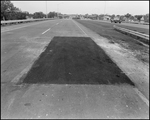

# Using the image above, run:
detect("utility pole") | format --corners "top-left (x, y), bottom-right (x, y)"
top-left (57, 2), bottom-right (63, 18)
top-left (46, 1), bottom-right (47, 18)
top-left (104, 1), bottom-right (106, 16)
top-left (57, 3), bottom-right (59, 18)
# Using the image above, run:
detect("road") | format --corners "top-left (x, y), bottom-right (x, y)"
top-left (76, 19), bottom-right (149, 62)
top-left (1, 19), bottom-right (149, 119)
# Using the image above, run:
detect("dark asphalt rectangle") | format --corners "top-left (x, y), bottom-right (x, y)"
top-left (22, 36), bottom-right (135, 86)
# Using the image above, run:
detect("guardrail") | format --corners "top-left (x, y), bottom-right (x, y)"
top-left (1, 18), bottom-right (55, 26)
top-left (122, 21), bottom-right (149, 25)
top-left (113, 25), bottom-right (149, 45)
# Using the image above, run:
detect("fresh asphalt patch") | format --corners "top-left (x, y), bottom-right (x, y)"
top-left (22, 36), bottom-right (135, 86)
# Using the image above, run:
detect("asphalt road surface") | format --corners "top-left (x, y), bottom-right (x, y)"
top-left (91, 20), bottom-right (149, 34)
top-left (76, 19), bottom-right (149, 62)
top-left (1, 19), bottom-right (149, 119)
top-left (23, 36), bottom-right (134, 86)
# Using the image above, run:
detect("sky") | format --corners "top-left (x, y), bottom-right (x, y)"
top-left (12, 1), bottom-right (149, 15)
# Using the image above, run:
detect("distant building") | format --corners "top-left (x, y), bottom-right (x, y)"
top-left (68, 14), bottom-right (78, 19)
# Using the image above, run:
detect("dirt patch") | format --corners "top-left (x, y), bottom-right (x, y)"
top-left (22, 37), bottom-right (134, 86)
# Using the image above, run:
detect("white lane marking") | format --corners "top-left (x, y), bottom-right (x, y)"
top-left (1, 20), bottom-right (55, 33)
top-left (42, 28), bottom-right (51, 34)
top-left (133, 88), bottom-right (149, 107)
top-left (72, 20), bottom-right (88, 36)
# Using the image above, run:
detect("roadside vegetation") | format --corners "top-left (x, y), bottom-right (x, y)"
top-left (1, 0), bottom-right (59, 20)
top-left (1, 0), bottom-right (149, 23)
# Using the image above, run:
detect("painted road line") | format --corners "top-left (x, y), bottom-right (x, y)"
top-left (1, 20), bottom-right (55, 33)
top-left (133, 88), bottom-right (149, 107)
top-left (72, 20), bottom-right (88, 37)
top-left (42, 28), bottom-right (51, 34)
top-left (41, 24), bottom-right (57, 34)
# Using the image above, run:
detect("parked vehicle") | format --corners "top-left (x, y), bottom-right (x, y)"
top-left (110, 17), bottom-right (121, 23)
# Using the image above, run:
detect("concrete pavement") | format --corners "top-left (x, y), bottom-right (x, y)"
top-left (83, 19), bottom-right (149, 35)
top-left (90, 19), bottom-right (149, 29)
top-left (74, 20), bottom-right (149, 100)
top-left (1, 19), bottom-right (149, 119)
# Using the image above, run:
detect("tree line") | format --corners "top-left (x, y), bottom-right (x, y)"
top-left (84, 13), bottom-right (149, 23)
top-left (1, 0), bottom-right (30, 20)
top-left (1, 0), bottom-right (58, 20)
top-left (1, 0), bottom-right (149, 23)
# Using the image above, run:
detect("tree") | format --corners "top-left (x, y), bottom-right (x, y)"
top-left (116, 15), bottom-right (120, 17)
top-left (48, 12), bottom-right (53, 18)
top-left (84, 14), bottom-right (88, 18)
top-left (120, 15), bottom-right (125, 21)
top-left (16, 11), bottom-right (28, 19)
top-left (48, 12), bottom-right (57, 18)
top-left (135, 15), bottom-right (143, 22)
top-left (144, 14), bottom-right (149, 23)
top-left (1, 0), bottom-right (30, 20)
top-left (33, 12), bottom-right (46, 19)
top-left (129, 16), bottom-right (135, 21)
top-left (111, 14), bottom-right (115, 19)
top-left (124, 13), bottom-right (132, 21)
top-left (98, 14), bottom-right (104, 20)
top-left (1, 0), bottom-right (15, 20)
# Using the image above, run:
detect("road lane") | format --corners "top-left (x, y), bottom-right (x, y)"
top-left (72, 20), bottom-right (88, 36)
top-left (1, 19), bottom-right (149, 119)
top-left (89, 19), bottom-right (149, 30)
top-left (41, 19), bottom-right (86, 37)
top-left (76, 19), bottom-right (149, 64)
top-left (1, 20), bottom-right (59, 65)
top-left (1, 19), bottom-right (87, 84)
top-left (1, 19), bottom-right (56, 33)
top-left (82, 19), bottom-right (149, 35)
top-left (73, 20), bottom-right (149, 100)
top-left (1, 19), bottom-right (60, 83)
top-left (42, 28), bottom-right (51, 34)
